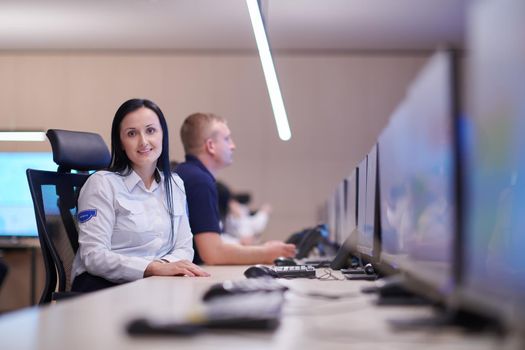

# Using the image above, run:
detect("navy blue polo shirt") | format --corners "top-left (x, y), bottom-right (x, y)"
top-left (175, 155), bottom-right (221, 264)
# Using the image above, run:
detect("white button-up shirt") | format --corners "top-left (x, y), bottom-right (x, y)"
top-left (72, 170), bottom-right (194, 283)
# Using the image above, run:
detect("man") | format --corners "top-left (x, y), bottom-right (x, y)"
top-left (175, 113), bottom-right (296, 265)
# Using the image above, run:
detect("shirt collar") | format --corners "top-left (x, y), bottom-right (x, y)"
top-left (185, 154), bottom-right (215, 180)
top-left (123, 168), bottom-right (163, 192)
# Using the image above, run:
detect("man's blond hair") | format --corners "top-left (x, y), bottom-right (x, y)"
top-left (180, 113), bottom-right (226, 155)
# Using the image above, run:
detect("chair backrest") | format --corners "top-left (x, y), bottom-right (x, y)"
top-left (0, 258), bottom-right (7, 289)
top-left (27, 129), bottom-right (110, 304)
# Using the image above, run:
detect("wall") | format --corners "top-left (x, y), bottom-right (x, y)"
top-left (0, 51), bottom-right (427, 240)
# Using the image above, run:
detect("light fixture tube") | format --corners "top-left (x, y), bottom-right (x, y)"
top-left (246, 0), bottom-right (291, 141)
top-left (0, 131), bottom-right (46, 142)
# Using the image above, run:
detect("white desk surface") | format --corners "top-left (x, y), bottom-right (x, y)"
top-left (0, 265), bottom-right (512, 350)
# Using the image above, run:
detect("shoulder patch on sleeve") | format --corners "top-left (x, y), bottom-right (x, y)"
top-left (78, 209), bottom-right (97, 223)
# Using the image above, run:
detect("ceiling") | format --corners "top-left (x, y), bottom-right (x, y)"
top-left (0, 0), bottom-right (467, 51)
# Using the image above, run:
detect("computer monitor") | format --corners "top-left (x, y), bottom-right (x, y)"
top-left (458, 0), bottom-right (525, 330)
top-left (0, 152), bottom-right (57, 238)
top-left (324, 193), bottom-right (337, 242)
top-left (333, 180), bottom-right (346, 245)
top-left (378, 106), bottom-right (407, 271)
top-left (378, 49), bottom-right (461, 302)
top-left (355, 156), bottom-right (368, 259)
top-left (356, 144), bottom-right (379, 264)
top-left (329, 167), bottom-right (360, 269)
top-left (345, 168), bottom-right (358, 239)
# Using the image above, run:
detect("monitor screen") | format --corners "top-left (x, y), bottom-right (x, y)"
top-left (355, 156), bottom-right (368, 258)
top-left (378, 104), bottom-right (411, 271)
top-left (325, 194), bottom-right (336, 242)
top-left (357, 144), bottom-right (378, 261)
top-left (378, 50), bottom-right (459, 300)
top-left (460, 0), bottom-right (525, 327)
top-left (0, 152), bottom-right (57, 238)
top-left (333, 180), bottom-right (346, 245)
top-left (345, 168), bottom-right (358, 240)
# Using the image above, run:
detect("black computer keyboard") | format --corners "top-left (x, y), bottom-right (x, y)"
top-left (203, 278), bottom-right (288, 301)
top-left (128, 291), bottom-right (285, 335)
top-left (273, 265), bottom-right (316, 278)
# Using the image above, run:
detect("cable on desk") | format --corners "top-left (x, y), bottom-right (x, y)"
top-left (316, 268), bottom-right (346, 281)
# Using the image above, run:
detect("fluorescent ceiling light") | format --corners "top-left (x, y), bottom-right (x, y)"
top-left (246, 0), bottom-right (291, 141)
top-left (0, 131), bottom-right (46, 142)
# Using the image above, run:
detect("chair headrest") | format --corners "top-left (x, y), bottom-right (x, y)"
top-left (46, 129), bottom-right (111, 173)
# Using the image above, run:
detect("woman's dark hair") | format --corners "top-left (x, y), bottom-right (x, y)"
top-left (109, 98), bottom-right (175, 240)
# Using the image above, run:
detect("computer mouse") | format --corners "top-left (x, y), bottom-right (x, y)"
top-left (243, 265), bottom-right (278, 278)
top-left (202, 283), bottom-right (232, 301)
top-left (273, 257), bottom-right (297, 266)
top-left (364, 263), bottom-right (375, 275)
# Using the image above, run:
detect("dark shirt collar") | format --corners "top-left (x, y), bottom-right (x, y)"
top-left (184, 154), bottom-right (216, 181)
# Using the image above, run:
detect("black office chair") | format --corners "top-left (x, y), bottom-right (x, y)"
top-left (27, 129), bottom-right (110, 304)
top-left (0, 257), bottom-right (8, 290)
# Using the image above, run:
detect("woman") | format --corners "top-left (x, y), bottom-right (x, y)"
top-left (72, 99), bottom-right (209, 293)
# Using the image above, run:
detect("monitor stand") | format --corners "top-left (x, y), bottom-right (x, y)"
top-left (388, 307), bottom-right (504, 334)
top-left (362, 274), bottom-right (430, 305)
top-left (364, 275), bottom-right (505, 332)
top-left (341, 263), bottom-right (379, 281)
